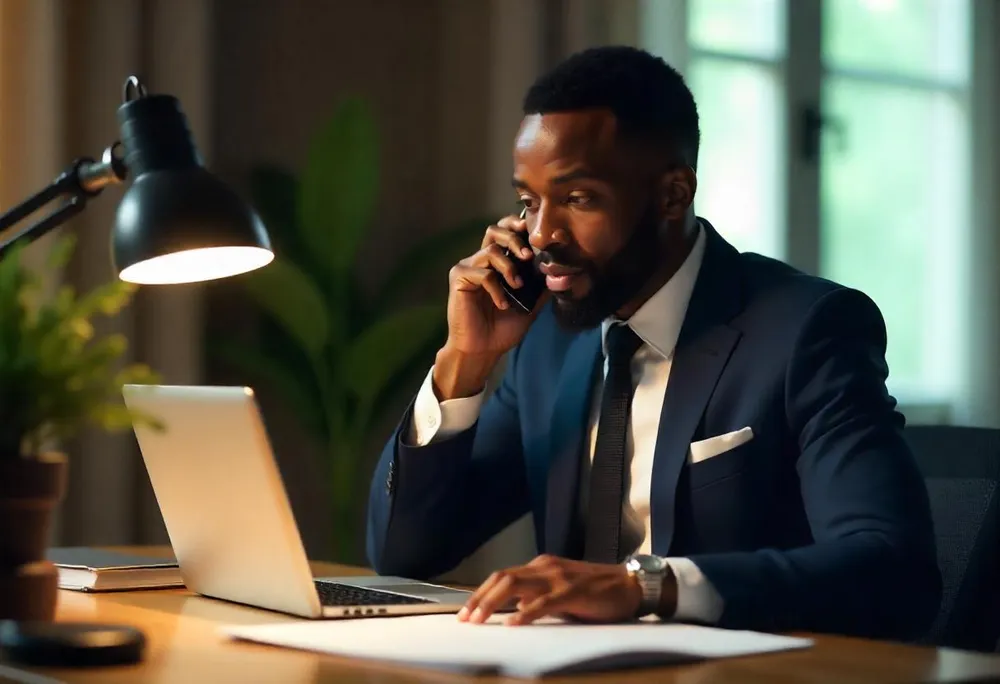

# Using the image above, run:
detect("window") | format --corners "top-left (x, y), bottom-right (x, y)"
top-left (636, 0), bottom-right (973, 412)
top-left (643, 0), bottom-right (787, 259)
top-left (819, 0), bottom-right (970, 404)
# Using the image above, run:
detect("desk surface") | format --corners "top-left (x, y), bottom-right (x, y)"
top-left (3, 546), bottom-right (1000, 684)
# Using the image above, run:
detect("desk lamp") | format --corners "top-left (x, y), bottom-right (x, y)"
top-left (0, 76), bottom-right (273, 280)
top-left (0, 76), bottom-right (273, 669)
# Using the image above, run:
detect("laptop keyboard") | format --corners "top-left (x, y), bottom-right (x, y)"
top-left (314, 580), bottom-right (434, 607)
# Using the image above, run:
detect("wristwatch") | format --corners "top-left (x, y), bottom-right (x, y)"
top-left (625, 554), bottom-right (668, 617)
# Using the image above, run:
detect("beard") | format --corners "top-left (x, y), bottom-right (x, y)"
top-left (544, 204), bottom-right (663, 332)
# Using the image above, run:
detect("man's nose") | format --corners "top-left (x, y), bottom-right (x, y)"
top-left (527, 204), bottom-right (569, 252)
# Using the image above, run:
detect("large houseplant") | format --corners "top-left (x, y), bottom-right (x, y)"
top-left (0, 235), bottom-right (159, 621)
top-left (211, 98), bottom-right (488, 562)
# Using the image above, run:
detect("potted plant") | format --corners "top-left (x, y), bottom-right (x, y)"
top-left (0, 235), bottom-right (160, 621)
top-left (211, 97), bottom-right (490, 562)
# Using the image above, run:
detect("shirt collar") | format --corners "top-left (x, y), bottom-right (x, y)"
top-left (601, 221), bottom-right (707, 360)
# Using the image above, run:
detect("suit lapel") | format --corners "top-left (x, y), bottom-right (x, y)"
top-left (542, 328), bottom-right (602, 557)
top-left (650, 222), bottom-right (744, 555)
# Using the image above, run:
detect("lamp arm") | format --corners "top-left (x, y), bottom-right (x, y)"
top-left (0, 143), bottom-right (128, 258)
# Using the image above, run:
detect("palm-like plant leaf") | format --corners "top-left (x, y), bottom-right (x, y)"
top-left (215, 97), bottom-right (497, 562)
top-left (341, 303), bottom-right (445, 432)
top-left (243, 260), bottom-right (329, 358)
top-left (298, 98), bottom-right (379, 276)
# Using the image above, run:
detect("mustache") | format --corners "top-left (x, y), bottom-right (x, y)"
top-left (536, 247), bottom-right (587, 270)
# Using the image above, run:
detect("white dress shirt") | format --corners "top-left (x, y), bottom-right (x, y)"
top-left (408, 223), bottom-right (724, 624)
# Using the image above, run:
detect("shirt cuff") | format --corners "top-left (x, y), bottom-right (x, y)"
top-left (663, 557), bottom-right (724, 624)
top-left (407, 366), bottom-right (486, 446)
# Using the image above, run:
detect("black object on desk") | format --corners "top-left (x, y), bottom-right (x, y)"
top-left (0, 621), bottom-right (145, 667)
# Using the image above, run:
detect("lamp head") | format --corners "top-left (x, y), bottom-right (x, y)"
top-left (112, 76), bottom-right (273, 284)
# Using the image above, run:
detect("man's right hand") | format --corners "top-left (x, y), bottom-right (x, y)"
top-left (433, 213), bottom-right (548, 400)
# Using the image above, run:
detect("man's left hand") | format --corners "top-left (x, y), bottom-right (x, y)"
top-left (456, 554), bottom-right (642, 626)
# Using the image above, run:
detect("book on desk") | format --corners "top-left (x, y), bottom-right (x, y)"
top-left (46, 547), bottom-right (184, 592)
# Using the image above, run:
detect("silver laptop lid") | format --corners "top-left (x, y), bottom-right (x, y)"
top-left (123, 384), bottom-right (322, 618)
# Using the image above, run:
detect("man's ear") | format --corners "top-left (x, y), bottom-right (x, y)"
top-left (658, 166), bottom-right (697, 221)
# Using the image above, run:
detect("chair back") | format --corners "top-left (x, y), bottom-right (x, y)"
top-left (903, 425), bottom-right (1000, 652)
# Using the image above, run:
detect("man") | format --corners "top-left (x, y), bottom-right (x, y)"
top-left (366, 46), bottom-right (941, 639)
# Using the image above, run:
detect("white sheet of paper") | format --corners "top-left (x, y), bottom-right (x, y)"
top-left (221, 614), bottom-right (813, 678)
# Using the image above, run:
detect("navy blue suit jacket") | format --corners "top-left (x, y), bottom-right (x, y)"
top-left (366, 223), bottom-right (941, 640)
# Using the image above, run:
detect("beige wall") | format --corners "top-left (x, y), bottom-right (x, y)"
top-left (0, 0), bottom-right (66, 279)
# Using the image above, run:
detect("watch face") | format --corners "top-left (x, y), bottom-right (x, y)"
top-left (630, 554), bottom-right (666, 573)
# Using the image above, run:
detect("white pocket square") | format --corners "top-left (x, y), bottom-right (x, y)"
top-left (689, 427), bottom-right (754, 464)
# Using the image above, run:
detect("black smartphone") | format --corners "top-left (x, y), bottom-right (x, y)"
top-left (499, 208), bottom-right (546, 313)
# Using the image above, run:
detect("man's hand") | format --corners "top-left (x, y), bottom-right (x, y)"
top-left (433, 214), bottom-right (549, 400)
top-left (456, 555), bottom-right (643, 626)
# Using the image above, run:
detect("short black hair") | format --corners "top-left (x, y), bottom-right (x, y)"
top-left (522, 45), bottom-right (700, 169)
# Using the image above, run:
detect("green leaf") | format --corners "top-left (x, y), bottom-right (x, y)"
top-left (0, 234), bottom-right (150, 456)
top-left (208, 337), bottom-right (327, 438)
top-left (297, 98), bottom-right (379, 275)
top-left (242, 260), bottom-right (329, 357)
top-left (371, 217), bottom-right (491, 314)
top-left (341, 303), bottom-right (444, 429)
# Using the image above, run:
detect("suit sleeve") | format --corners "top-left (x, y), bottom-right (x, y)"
top-left (687, 288), bottom-right (941, 640)
top-left (366, 346), bottom-right (531, 579)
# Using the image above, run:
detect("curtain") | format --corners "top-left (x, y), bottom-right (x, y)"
top-left (0, 0), bottom-right (211, 546)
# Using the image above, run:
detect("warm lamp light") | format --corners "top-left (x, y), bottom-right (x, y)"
top-left (117, 247), bottom-right (274, 285)
top-left (0, 76), bottom-right (273, 283)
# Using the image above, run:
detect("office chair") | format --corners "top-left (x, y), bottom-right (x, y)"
top-left (903, 425), bottom-right (1000, 652)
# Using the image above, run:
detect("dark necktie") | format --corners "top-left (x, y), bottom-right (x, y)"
top-left (583, 323), bottom-right (644, 564)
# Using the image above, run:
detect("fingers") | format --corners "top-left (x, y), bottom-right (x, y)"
top-left (449, 263), bottom-right (509, 310)
top-left (505, 588), bottom-right (574, 626)
top-left (458, 557), bottom-right (639, 627)
top-left (457, 569), bottom-right (501, 623)
top-left (458, 569), bottom-right (547, 624)
top-left (482, 217), bottom-right (532, 260)
top-left (450, 238), bottom-right (525, 306)
top-left (480, 243), bottom-right (523, 290)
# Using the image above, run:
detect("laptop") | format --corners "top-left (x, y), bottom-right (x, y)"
top-left (122, 384), bottom-right (473, 619)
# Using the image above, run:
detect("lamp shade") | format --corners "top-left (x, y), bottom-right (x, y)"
top-left (111, 79), bottom-right (273, 284)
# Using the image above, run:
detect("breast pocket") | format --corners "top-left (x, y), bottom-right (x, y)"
top-left (686, 438), bottom-right (754, 491)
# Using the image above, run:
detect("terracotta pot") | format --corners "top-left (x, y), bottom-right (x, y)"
top-left (0, 452), bottom-right (67, 621)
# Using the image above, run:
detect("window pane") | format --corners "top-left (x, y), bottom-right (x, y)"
top-left (820, 78), bottom-right (967, 400)
top-left (689, 0), bottom-right (785, 59)
top-left (823, 0), bottom-right (970, 84)
top-left (688, 58), bottom-right (784, 258)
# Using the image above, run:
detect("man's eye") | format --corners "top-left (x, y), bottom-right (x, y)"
top-left (567, 193), bottom-right (594, 206)
top-left (518, 197), bottom-right (538, 210)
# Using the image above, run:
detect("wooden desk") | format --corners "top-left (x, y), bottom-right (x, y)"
top-left (3, 547), bottom-right (999, 684)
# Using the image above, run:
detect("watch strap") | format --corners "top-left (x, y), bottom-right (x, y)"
top-left (627, 555), bottom-right (664, 617)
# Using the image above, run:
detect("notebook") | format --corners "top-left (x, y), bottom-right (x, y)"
top-left (46, 547), bottom-right (183, 592)
top-left (221, 613), bottom-right (813, 678)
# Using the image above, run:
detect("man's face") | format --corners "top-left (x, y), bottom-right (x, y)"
top-left (512, 110), bottom-right (665, 330)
